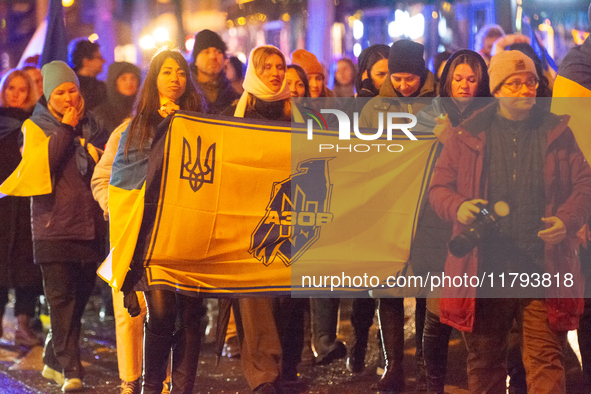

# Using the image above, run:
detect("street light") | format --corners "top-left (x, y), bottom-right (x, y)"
top-left (353, 43), bottom-right (362, 57)
top-left (353, 19), bottom-right (364, 40)
top-left (140, 35), bottom-right (156, 50)
top-left (153, 27), bottom-right (170, 42)
top-left (185, 37), bottom-right (195, 52)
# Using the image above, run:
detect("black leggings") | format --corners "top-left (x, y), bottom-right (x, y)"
top-left (144, 289), bottom-right (204, 336)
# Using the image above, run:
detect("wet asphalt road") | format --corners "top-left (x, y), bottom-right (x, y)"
top-left (0, 296), bottom-right (586, 393)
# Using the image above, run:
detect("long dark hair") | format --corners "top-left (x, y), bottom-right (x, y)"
top-left (438, 50), bottom-right (492, 125)
top-left (439, 50), bottom-right (492, 99)
top-left (354, 44), bottom-right (389, 93)
top-left (287, 64), bottom-right (310, 97)
top-left (125, 49), bottom-right (203, 156)
top-left (440, 54), bottom-right (485, 98)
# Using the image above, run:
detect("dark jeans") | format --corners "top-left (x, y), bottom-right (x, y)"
top-left (351, 298), bottom-right (375, 337)
top-left (41, 262), bottom-right (97, 379)
top-left (275, 297), bottom-right (306, 376)
top-left (0, 285), bottom-right (43, 317)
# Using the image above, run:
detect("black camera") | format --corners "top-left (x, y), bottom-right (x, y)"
top-left (448, 201), bottom-right (510, 258)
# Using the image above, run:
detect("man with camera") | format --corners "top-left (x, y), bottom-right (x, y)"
top-left (429, 50), bottom-right (591, 393)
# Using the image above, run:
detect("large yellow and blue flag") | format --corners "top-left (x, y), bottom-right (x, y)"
top-left (98, 111), bottom-right (439, 296)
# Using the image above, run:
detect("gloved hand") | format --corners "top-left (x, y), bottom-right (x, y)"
top-left (123, 289), bottom-right (141, 318)
top-left (121, 269), bottom-right (141, 318)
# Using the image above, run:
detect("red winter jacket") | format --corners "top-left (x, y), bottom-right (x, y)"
top-left (429, 103), bottom-right (591, 332)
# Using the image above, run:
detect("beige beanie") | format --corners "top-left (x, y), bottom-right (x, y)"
top-left (488, 50), bottom-right (538, 93)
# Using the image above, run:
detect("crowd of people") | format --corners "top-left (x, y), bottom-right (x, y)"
top-left (1, 7), bottom-right (591, 394)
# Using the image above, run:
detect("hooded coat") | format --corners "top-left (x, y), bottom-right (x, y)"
top-left (0, 107), bottom-right (41, 287)
top-left (429, 102), bottom-right (591, 332)
top-left (93, 62), bottom-right (141, 134)
top-left (355, 44), bottom-right (390, 98)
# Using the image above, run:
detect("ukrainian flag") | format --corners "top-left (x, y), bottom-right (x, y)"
top-left (0, 119), bottom-right (52, 197)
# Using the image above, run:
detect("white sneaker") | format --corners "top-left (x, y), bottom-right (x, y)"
top-left (41, 365), bottom-right (65, 385)
top-left (62, 377), bottom-right (82, 392)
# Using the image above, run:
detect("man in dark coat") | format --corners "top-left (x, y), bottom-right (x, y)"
top-left (190, 29), bottom-right (240, 114)
top-left (68, 38), bottom-right (107, 111)
top-left (430, 50), bottom-right (591, 393)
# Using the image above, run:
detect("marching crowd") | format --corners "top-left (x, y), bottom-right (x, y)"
top-left (1, 6), bottom-right (591, 394)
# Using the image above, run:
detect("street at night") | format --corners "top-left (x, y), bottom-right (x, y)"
top-left (2, 0), bottom-right (591, 393)
top-left (0, 296), bottom-right (587, 393)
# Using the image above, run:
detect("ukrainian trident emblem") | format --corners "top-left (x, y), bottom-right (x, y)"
top-left (180, 136), bottom-right (216, 192)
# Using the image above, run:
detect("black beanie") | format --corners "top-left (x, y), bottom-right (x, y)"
top-left (192, 29), bottom-right (227, 63)
top-left (388, 40), bottom-right (426, 77)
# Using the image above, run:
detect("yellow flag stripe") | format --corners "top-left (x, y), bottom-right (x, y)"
top-left (97, 184), bottom-right (145, 291)
top-left (0, 119), bottom-right (52, 197)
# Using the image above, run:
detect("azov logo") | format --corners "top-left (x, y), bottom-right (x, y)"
top-left (249, 158), bottom-right (333, 266)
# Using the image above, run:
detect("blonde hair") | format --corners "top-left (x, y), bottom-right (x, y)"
top-left (0, 69), bottom-right (37, 110)
top-left (251, 46), bottom-right (286, 77)
top-left (243, 46), bottom-right (290, 118)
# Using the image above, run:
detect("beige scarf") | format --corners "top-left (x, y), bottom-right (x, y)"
top-left (233, 45), bottom-right (291, 118)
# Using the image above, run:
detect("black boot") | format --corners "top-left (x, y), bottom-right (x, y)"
top-left (142, 326), bottom-right (173, 394)
top-left (415, 298), bottom-right (427, 391)
top-left (171, 325), bottom-right (202, 394)
top-left (347, 298), bottom-right (375, 373)
top-left (372, 298), bottom-right (405, 393)
top-left (347, 326), bottom-right (369, 373)
top-left (423, 310), bottom-right (452, 394)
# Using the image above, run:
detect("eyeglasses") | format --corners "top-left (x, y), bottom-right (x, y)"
top-left (501, 78), bottom-right (539, 93)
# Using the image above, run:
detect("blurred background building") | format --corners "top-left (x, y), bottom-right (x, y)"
top-left (1, 0), bottom-right (590, 77)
